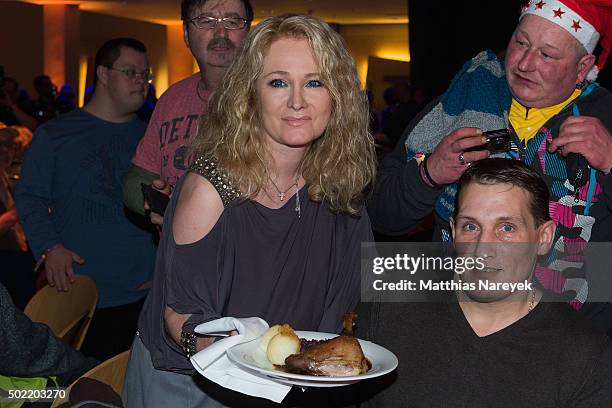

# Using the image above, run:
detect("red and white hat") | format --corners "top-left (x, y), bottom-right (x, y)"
top-left (521, 0), bottom-right (612, 80)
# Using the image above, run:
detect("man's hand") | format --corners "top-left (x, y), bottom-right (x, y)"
top-left (426, 128), bottom-right (490, 185)
top-left (45, 245), bottom-right (85, 292)
top-left (548, 116), bottom-right (612, 174)
top-left (144, 178), bottom-right (171, 226)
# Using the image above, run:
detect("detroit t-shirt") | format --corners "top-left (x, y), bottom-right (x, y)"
top-left (132, 73), bottom-right (210, 188)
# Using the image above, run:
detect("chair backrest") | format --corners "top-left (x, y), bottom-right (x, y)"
top-left (50, 350), bottom-right (130, 408)
top-left (24, 275), bottom-right (98, 350)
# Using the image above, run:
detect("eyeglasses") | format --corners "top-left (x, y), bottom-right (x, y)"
top-left (189, 15), bottom-right (248, 30)
top-left (107, 67), bottom-right (154, 83)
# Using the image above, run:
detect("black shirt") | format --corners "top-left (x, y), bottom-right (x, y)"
top-left (359, 300), bottom-right (612, 407)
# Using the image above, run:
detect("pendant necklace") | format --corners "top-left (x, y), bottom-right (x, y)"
top-left (269, 175), bottom-right (302, 218)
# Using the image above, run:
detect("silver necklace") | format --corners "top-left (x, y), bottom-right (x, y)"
top-left (527, 287), bottom-right (536, 312)
top-left (269, 176), bottom-right (302, 218)
top-left (455, 286), bottom-right (537, 312)
top-left (269, 177), bottom-right (297, 202)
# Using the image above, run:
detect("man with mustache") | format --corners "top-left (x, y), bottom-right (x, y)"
top-left (368, 0), bottom-right (612, 333)
top-left (15, 38), bottom-right (157, 360)
top-left (361, 159), bottom-right (612, 407)
top-left (122, 0), bottom-right (253, 224)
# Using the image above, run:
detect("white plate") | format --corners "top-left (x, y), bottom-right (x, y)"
top-left (226, 330), bottom-right (398, 387)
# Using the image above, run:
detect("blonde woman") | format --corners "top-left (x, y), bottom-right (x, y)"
top-left (124, 14), bottom-right (376, 407)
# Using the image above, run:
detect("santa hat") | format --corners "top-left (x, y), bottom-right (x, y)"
top-left (521, 0), bottom-right (612, 81)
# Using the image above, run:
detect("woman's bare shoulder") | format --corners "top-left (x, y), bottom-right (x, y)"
top-left (172, 172), bottom-right (225, 245)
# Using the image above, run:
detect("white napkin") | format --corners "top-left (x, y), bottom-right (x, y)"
top-left (190, 317), bottom-right (293, 403)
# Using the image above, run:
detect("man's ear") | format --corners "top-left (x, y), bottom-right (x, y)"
top-left (183, 23), bottom-right (191, 50)
top-left (537, 220), bottom-right (556, 255)
top-left (96, 65), bottom-right (108, 88)
top-left (576, 53), bottom-right (596, 84)
top-left (450, 217), bottom-right (456, 241)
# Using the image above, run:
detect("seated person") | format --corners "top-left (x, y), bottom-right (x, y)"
top-left (0, 282), bottom-right (97, 395)
top-left (361, 159), bottom-right (612, 407)
top-left (123, 14), bottom-right (376, 407)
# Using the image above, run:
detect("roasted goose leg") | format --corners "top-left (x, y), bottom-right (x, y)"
top-left (284, 313), bottom-right (368, 376)
top-left (341, 311), bottom-right (357, 335)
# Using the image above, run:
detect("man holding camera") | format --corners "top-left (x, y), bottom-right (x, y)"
top-left (15, 38), bottom-right (157, 360)
top-left (368, 0), bottom-right (612, 333)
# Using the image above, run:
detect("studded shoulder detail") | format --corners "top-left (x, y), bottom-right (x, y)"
top-left (189, 156), bottom-right (241, 206)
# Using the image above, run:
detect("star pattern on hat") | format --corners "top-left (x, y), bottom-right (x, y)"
top-left (535, 1), bottom-right (546, 10)
top-left (571, 19), bottom-right (582, 32)
top-left (522, 1), bottom-right (531, 13)
top-left (553, 7), bottom-right (565, 18)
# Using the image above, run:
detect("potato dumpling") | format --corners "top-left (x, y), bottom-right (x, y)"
top-left (266, 325), bottom-right (300, 365)
top-left (259, 324), bottom-right (283, 352)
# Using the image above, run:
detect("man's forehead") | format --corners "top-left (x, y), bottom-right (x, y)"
top-left (194, 0), bottom-right (245, 16)
top-left (457, 183), bottom-right (532, 221)
top-left (456, 213), bottom-right (528, 224)
top-left (114, 47), bottom-right (148, 67)
top-left (516, 14), bottom-right (578, 49)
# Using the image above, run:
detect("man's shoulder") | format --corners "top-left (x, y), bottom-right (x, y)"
top-left (40, 108), bottom-right (87, 125)
top-left (149, 74), bottom-right (203, 122)
top-left (129, 117), bottom-right (148, 132)
top-left (593, 84), bottom-right (612, 95)
top-left (585, 85), bottom-right (612, 101)
top-left (578, 85), bottom-right (612, 125)
top-left (540, 303), bottom-right (610, 351)
top-left (33, 109), bottom-right (91, 138)
top-left (158, 74), bottom-right (200, 102)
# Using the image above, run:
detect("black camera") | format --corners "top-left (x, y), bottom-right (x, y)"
top-left (141, 183), bottom-right (170, 215)
top-left (467, 129), bottom-right (512, 154)
top-left (483, 129), bottom-right (512, 153)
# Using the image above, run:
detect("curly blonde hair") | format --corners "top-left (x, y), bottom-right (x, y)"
top-left (190, 14), bottom-right (376, 215)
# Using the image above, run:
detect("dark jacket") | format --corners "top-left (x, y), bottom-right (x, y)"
top-left (0, 282), bottom-right (97, 384)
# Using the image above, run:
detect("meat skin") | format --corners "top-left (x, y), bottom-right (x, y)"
top-left (285, 335), bottom-right (368, 376)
